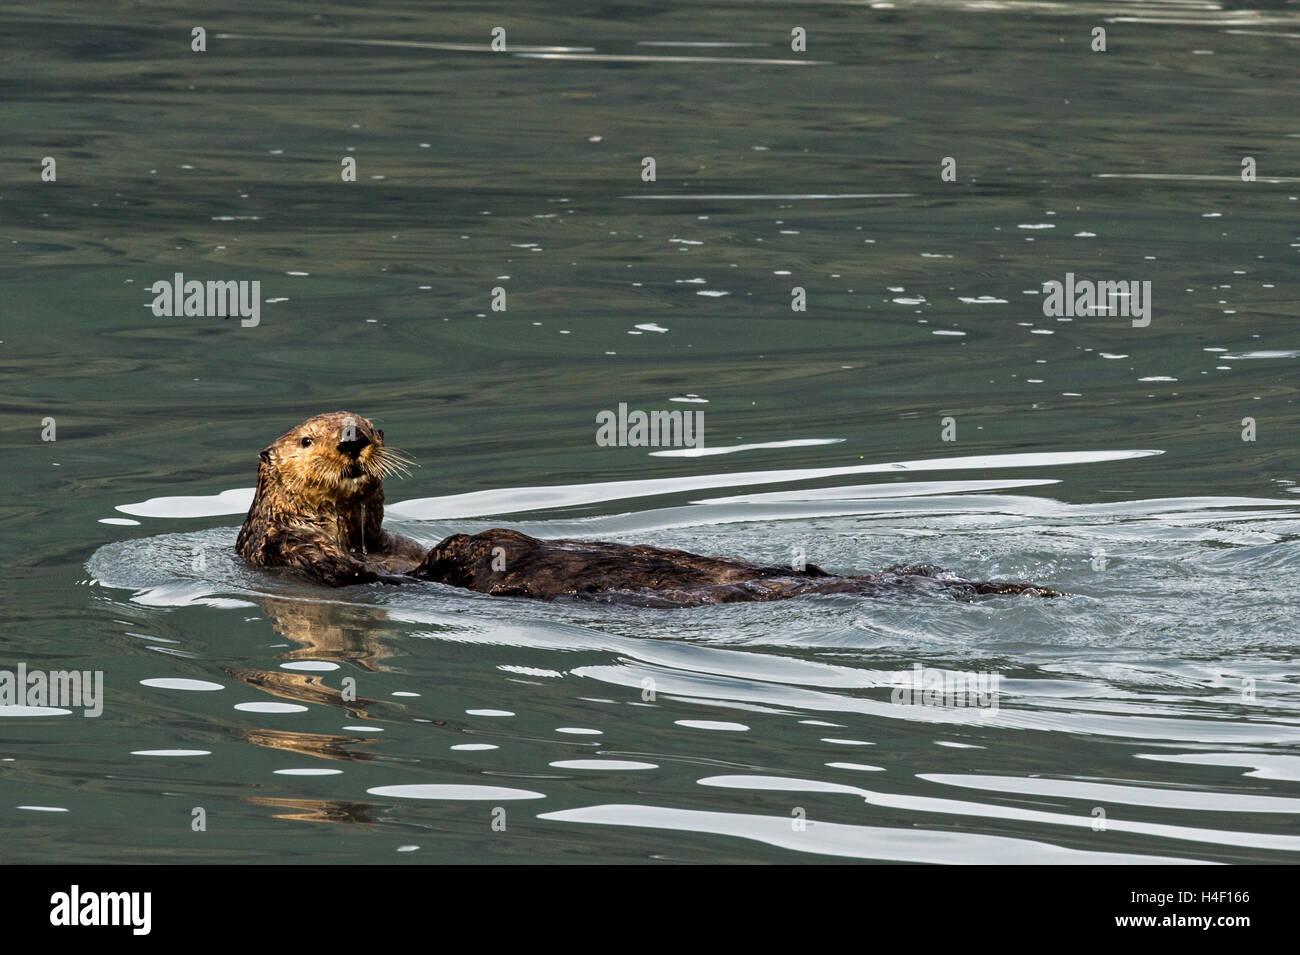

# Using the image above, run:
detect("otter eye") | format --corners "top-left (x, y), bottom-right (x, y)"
top-left (300, 437), bottom-right (313, 447)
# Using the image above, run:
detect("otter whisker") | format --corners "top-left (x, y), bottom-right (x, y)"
top-left (373, 447), bottom-right (417, 479)
top-left (379, 447), bottom-right (419, 469)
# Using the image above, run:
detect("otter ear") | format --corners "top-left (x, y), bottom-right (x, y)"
top-left (259, 447), bottom-right (273, 464)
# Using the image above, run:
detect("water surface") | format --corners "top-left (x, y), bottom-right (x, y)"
top-left (2, 0), bottom-right (1299, 863)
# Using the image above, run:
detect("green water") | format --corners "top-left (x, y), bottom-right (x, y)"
top-left (2, 1), bottom-right (1299, 863)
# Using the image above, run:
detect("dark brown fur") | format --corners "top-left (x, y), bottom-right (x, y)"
top-left (237, 412), bottom-right (1061, 604)
top-left (410, 528), bottom-right (1060, 605)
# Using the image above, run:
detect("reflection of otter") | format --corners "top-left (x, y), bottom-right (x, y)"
top-left (247, 796), bottom-right (374, 825)
top-left (226, 595), bottom-right (392, 776)
top-left (256, 594), bottom-right (394, 672)
top-left (237, 412), bottom-right (1060, 603)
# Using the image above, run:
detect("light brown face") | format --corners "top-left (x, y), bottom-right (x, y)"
top-left (261, 411), bottom-right (411, 501)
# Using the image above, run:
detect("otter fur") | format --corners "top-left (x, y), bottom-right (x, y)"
top-left (236, 412), bottom-right (1061, 603)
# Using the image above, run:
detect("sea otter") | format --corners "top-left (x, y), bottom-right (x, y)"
top-left (235, 411), bottom-right (1061, 604)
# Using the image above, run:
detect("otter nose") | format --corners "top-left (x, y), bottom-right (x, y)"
top-left (337, 435), bottom-right (370, 459)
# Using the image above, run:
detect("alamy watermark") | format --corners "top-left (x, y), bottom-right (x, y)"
top-left (889, 664), bottom-right (1001, 715)
top-left (0, 663), bottom-right (103, 716)
top-left (149, 272), bottom-right (260, 327)
top-left (1042, 272), bottom-right (1151, 327)
top-left (596, 402), bottom-right (704, 449)
top-left (49, 885), bottom-right (150, 935)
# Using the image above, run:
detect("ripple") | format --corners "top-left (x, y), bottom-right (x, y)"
top-left (131, 749), bottom-right (211, 757)
top-left (698, 775), bottom-right (1300, 853)
top-left (1136, 753), bottom-right (1300, 783)
top-left (1223, 350), bottom-right (1300, 360)
top-left (700, 480), bottom-right (1057, 505)
top-left (675, 720), bottom-right (750, 731)
top-left (0, 706), bottom-right (73, 717)
top-left (624, 193), bottom-right (912, 201)
top-left (217, 32), bottom-right (597, 56)
top-left (498, 665), bottom-right (563, 678)
top-left (116, 488), bottom-right (252, 518)
top-left (273, 768), bottom-right (344, 776)
top-left (386, 450), bottom-right (1162, 519)
top-left (651, 438), bottom-right (844, 459)
top-left (520, 53), bottom-right (827, 65)
top-left (367, 784), bottom-right (546, 800)
top-left (140, 678), bottom-right (224, 691)
top-left (234, 702), bottom-right (308, 713)
top-left (550, 760), bottom-right (659, 770)
top-left (537, 804), bottom-right (1203, 864)
top-left (826, 762), bottom-right (886, 771)
top-left (919, 773), bottom-right (1300, 813)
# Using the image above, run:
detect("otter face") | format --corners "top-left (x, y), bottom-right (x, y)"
top-left (261, 411), bottom-right (411, 502)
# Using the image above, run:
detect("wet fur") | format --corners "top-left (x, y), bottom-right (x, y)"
top-left (237, 412), bottom-right (1061, 604)
top-left (412, 528), bottom-right (1060, 604)
top-left (235, 411), bottom-right (426, 586)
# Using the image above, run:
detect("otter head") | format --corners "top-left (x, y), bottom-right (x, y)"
top-left (256, 411), bottom-right (411, 513)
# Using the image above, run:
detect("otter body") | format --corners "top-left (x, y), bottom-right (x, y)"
top-left (410, 528), bottom-right (1057, 604)
top-left (236, 412), bottom-right (1060, 604)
